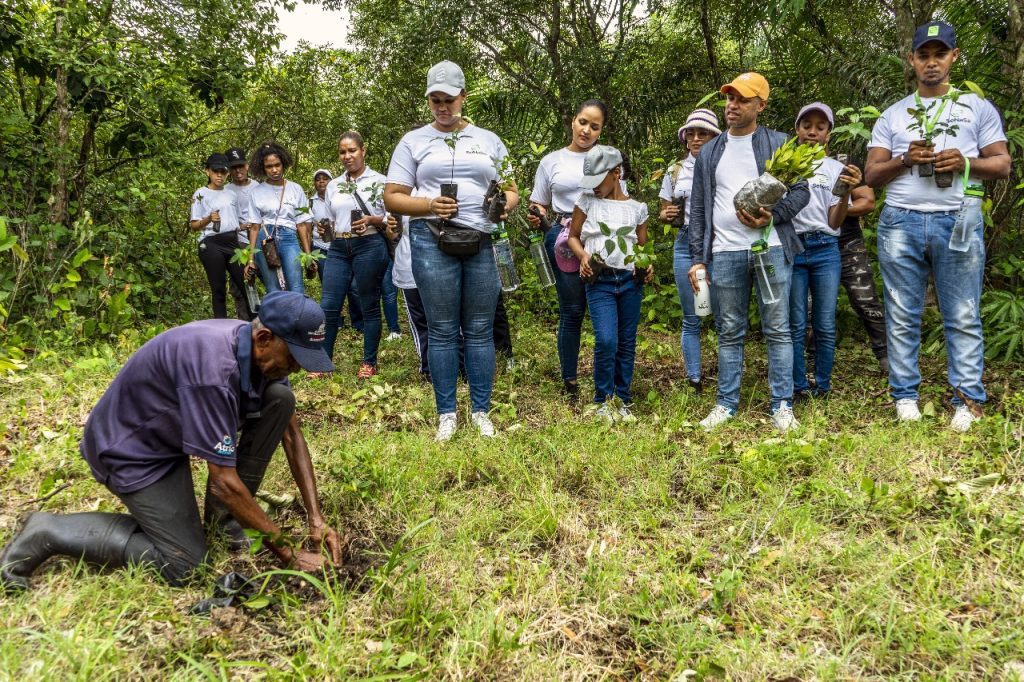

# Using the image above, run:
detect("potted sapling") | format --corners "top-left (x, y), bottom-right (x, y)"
top-left (733, 137), bottom-right (825, 215)
top-left (625, 240), bottom-right (657, 286)
top-left (905, 98), bottom-right (960, 185)
top-left (828, 105), bottom-right (880, 197)
top-left (440, 130), bottom-right (462, 218)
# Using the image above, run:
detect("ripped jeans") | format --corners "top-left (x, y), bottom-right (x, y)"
top-left (876, 205), bottom-right (985, 406)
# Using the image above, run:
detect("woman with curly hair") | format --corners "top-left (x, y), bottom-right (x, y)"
top-left (242, 141), bottom-right (315, 294)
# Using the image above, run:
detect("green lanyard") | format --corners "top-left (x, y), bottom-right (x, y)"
top-left (761, 218), bottom-right (774, 241)
top-left (962, 157), bottom-right (984, 197)
top-left (914, 91), bottom-right (949, 137)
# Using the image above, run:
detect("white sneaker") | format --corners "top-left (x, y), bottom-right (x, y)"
top-left (471, 411), bottom-right (496, 437)
top-left (771, 401), bottom-right (799, 433)
top-left (505, 357), bottom-right (516, 371)
top-left (385, 331), bottom-right (402, 342)
top-left (435, 413), bottom-right (457, 442)
top-left (896, 399), bottom-right (921, 422)
top-left (949, 404), bottom-right (979, 433)
top-left (700, 405), bottom-right (733, 431)
top-left (595, 403), bottom-right (613, 421)
top-left (617, 405), bottom-right (635, 421)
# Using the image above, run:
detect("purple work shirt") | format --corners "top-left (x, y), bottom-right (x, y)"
top-left (80, 319), bottom-right (280, 494)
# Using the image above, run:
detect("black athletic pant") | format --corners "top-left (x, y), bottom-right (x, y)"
top-left (111, 383), bottom-right (295, 584)
top-left (493, 293), bottom-right (513, 358)
top-left (198, 232), bottom-right (249, 319)
top-left (840, 236), bottom-right (888, 360)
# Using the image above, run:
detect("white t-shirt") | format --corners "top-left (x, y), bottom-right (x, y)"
top-left (712, 131), bottom-right (781, 253)
top-left (391, 218), bottom-right (416, 289)
top-left (324, 168), bottom-right (387, 236)
top-left (190, 186), bottom-right (243, 242)
top-left (575, 191), bottom-right (649, 271)
top-left (387, 124), bottom-right (510, 233)
top-left (658, 154), bottom-right (696, 226)
top-left (309, 193), bottom-right (331, 250)
top-left (531, 147), bottom-right (629, 217)
top-left (869, 92), bottom-right (1006, 212)
top-left (226, 180), bottom-right (259, 245)
top-left (791, 157), bottom-right (843, 236)
top-left (243, 180), bottom-right (311, 231)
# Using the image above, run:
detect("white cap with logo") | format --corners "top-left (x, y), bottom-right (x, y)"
top-left (425, 60), bottom-right (466, 97)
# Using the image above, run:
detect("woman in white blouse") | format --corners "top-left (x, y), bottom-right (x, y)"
top-left (384, 60), bottom-right (519, 442)
top-left (659, 108), bottom-right (720, 393)
top-left (319, 131), bottom-right (390, 379)
top-left (242, 141), bottom-right (314, 295)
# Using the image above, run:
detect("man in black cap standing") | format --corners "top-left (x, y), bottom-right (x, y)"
top-left (865, 21), bottom-right (1010, 432)
top-left (1, 292), bottom-right (343, 592)
top-left (225, 147), bottom-right (260, 320)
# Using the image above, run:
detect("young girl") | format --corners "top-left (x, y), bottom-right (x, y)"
top-left (567, 145), bottom-right (650, 418)
top-left (189, 152), bottom-right (248, 319)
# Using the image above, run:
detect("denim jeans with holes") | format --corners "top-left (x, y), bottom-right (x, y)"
top-left (876, 205), bottom-right (985, 405)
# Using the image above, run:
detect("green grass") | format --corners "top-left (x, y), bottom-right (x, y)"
top-left (1, 313), bottom-right (1022, 680)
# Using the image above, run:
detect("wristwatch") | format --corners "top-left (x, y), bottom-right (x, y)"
top-left (900, 153), bottom-right (912, 168)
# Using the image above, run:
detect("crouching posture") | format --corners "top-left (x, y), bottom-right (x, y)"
top-left (1, 291), bottom-right (343, 592)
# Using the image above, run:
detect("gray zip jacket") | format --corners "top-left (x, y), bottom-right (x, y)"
top-left (688, 126), bottom-right (810, 265)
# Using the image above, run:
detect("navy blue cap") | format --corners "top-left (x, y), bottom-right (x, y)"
top-left (258, 291), bottom-right (334, 373)
top-left (912, 21), bottom-right (956, 51)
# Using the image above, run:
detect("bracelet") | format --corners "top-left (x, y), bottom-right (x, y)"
top-left (427, 197), bottom-right (435, 214)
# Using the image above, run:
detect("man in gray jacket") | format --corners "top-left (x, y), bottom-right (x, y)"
top-left (687, 72), bottom-right (810, 432)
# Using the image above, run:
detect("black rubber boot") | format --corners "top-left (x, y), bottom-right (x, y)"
top-left (0, 511), bottom-right (140, 593)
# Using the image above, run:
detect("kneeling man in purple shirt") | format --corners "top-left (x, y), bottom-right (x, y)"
top-left (2, 291), bottom-right (343, 592)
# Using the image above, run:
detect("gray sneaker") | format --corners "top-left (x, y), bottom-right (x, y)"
top-left (771, 401), bottom-right (799, 433)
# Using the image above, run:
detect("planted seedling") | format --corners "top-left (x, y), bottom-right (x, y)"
top-left (440, 130), bottom-right (462, 217)
top-left (734, 138), bottom-right (825, 215)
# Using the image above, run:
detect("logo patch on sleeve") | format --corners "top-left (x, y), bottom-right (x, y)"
top-left (212, 435), bottom-right (235, 457)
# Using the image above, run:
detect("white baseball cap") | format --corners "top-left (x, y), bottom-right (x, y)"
top-left (425, 61), bottom-right (466, 97)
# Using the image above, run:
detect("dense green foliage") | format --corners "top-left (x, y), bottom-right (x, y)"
top-left (1, 0), bottom-right (1023, 363)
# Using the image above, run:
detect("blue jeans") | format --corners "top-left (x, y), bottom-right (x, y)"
top-left (382, 259), bottom-right (400, 333)
top-left (255, 226), bottom-right (304, 295)
top-left (789, 232), bottom-right (841, 393)
top-left (320, 235), bottom-right (388, 364)
top-left (708, 247), bottom-right (794, 412)
top-left (544, 225), bottom-right (587, 382)
top-left (586, 268), bottom-right (643, 404)
top-left (672, 228), bottom-right (703, 381)
top-left (877, 205), bottom-right (985, 405)
top-left (410, 220), bottom-right (499, 414)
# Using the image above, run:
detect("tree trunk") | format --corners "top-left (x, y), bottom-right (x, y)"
top-left (699, 0), bottom-right (722, 87)
top-left (48, 13), bottom-right (71, 227)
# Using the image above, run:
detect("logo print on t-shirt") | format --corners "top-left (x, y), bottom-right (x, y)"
top-left (213, 435), bottom-right (235, 457)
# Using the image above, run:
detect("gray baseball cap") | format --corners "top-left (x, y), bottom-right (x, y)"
top-left (425, 60), bottom-right (465, 97)
top-left (579, 145), bottom-right (624, 189)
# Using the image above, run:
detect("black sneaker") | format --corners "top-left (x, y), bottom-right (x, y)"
top-left (688, 377), bottom-right (703, 394)
top-left (562, 380), bottom-right (579, 399)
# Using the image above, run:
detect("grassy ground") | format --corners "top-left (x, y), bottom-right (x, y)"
top-left (0, 310), bottom-right (1022, 681)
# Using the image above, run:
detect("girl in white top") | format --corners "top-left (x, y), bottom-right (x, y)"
top-left (384, 60), bottom-right (520, 442)
top-left (567, 145), bottom-right (650, 414)
top-left (242, 141), bottom-right (314, 295)
top-left (320, 131), bottom-right (390, 379)
top-left (526, 99), bottom-right (609, 397)
top-left (788, 103), bottom-right (872, 398)
top-left (189, 152), bottom-right (248, 319)
top-left (658, 108), bottom-right (721, 391)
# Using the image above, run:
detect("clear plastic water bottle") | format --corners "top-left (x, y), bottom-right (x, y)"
top-left (245, 281), bottom-right (261, 312)
top-left (528, 232), bottom-right (555, 287)
top-left (694, 267), bottom-right (711, 317)
top-left (492, 223), bottom-right (520, 292)
top-left (949, 185), bottom-right (984, 252)
top-left (750, 239), bottom-right (779, 305)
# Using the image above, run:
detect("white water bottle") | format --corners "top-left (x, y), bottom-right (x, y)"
top-left (949, 185), bottom-right (984, 252)
top-left (694, 268), bottom-right (711, 317)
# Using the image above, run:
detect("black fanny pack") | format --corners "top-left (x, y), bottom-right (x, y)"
top-left (425, 219), bottom-right (482, 257)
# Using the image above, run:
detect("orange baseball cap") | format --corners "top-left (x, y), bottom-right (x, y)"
top-left (720, 72), bottom-right (770, 100)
